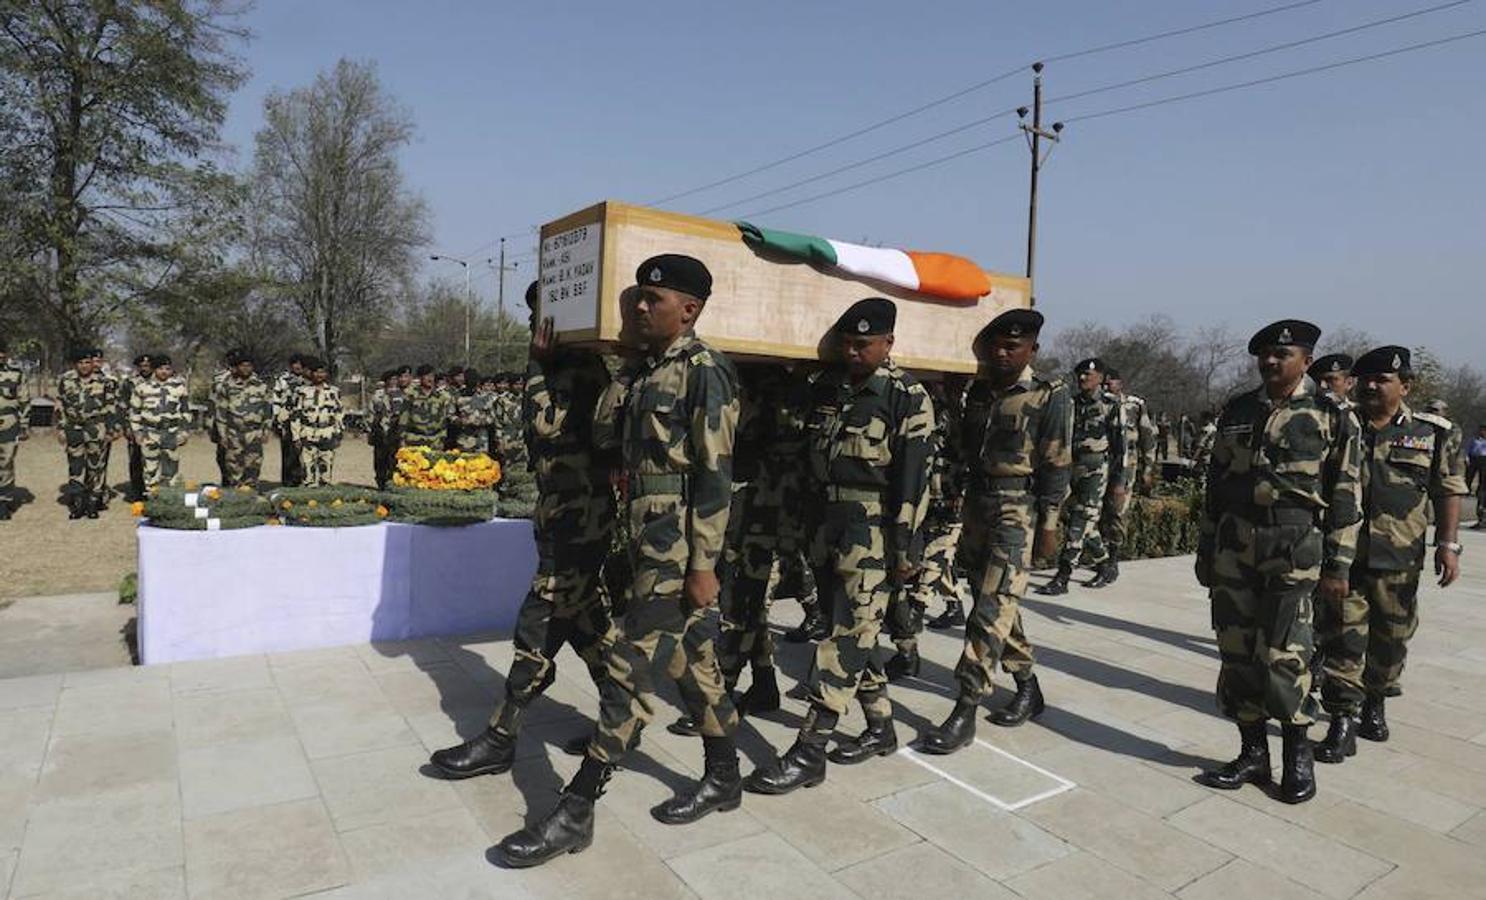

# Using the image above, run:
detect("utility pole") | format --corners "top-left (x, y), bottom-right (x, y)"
top-left (429, 254), bottom-right (473, 366)
top-left (1017, 62), bottom-right (1064, 303)
top-left (486, 237), bottom-right (520, 370)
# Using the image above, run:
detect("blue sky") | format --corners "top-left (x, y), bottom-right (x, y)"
top-left (218, 0), bottom-right (1486, 364)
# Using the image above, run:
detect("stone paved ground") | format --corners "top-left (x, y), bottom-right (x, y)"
top-left (3, 531), bottom-right (1486, 899)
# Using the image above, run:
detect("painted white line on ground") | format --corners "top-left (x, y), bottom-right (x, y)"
top-left (895, 738), bottom-right (1077, 812)
top-left (896, 747), bottom-right (1018, 811)
top-left (974, 738), bottom-right (1077, 790)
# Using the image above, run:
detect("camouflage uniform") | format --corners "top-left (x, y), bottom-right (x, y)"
top-left (585, 330), bottom-right (740, 764)
top-left (398, 383), bottom-right (451, 448)
top-left (1318, 404), bottom-right (1466, 714)
top-left (272, 371), bottom-right (305, 486)
top-left (453, 391), bottom-right (498, 454)
top-left (1055, 385), bottom-right (1125, 572)
top-left (289, 382), bottom-right (343, 487)
top-left (209, 368), bottom-right (230, 484)
top-left (956, 367), bottom-right (1072, 699)
top-left (1197, 378), bottom-right (1362, 726)
top-left (1194, 420), bottom-right (1218, 475)
top-left (1101, 392), bottom-right (1157, 557)
top-left (57, 370), bottom-right (120, 508)
top-left (798, 360), bottom-right (933, 736)
top-left (494, 389), bottom-right (529, 471)
top-left (128, 376), bottom-right (191, 489)
top-left (487, 349), bottom-right (617, 739)
top-left (0, 362), bottom-right (30, 514)
top-left (214, 373), bottom-right (273, 488)
top-left (121, 371), bottom-right (150, 499)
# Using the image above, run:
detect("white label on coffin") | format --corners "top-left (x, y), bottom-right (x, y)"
top-left (540, 224), bottom-right (602, 332)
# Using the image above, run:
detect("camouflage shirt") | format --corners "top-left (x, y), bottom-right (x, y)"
top-left (214, 373), bottom-right (272, 437)
top-left (806, 360), bottom-right (935, 568)
top-left (926, 387), bottom-right (967, 507)
top-left (57, 370), bottom-right (120, 432)
top-left (1356, 404), bottom-right (1468, 572)
top-left (272, 371), bottom-right (304, 428)
top-left (1202, 377), bottom-right (1363, 579)
top-left (128, 376), bottom-right (191, 435)
top-left (1194, 422), bottom-right (1218, 471)
top-left (525, 348), bottom-right (612, 487)
top-left (289, 383), bottom-right (343, 449)
top-left (1071, 387), bottom-right (1128, 486)
top-left (399, 383), bottom-right (452, 445)
top-left (961, 365), bottom-right (1073, 524)
top-left (0, 363), bottom-right (30, 439)
top-left (619, 330), bottom-right (739, 573)
top-left (1117, 393), bottom-right (1158, 483)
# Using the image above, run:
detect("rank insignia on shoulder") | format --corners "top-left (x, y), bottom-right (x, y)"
top-left (688, 352), bottom-right (709, 366)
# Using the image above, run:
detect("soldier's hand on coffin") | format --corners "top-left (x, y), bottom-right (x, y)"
top-left (530, 317), bottom-right (556, 363)
top-left (1435, 546), bottom-right (1461, 588)
top-left (1034, 528), bottom-right (1059, 563)
top-left (684, 569), bottom-right (721, 608)
top-left (1317, 576), bottom-right (1348, 605)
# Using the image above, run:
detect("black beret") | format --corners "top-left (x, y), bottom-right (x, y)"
top-left (479, 371), bottom-right (498, 385)
top-left (68, 346), bottom-right (92, 362)
top-left (978, 308), bottom-right (1044, 343)
top-left (447, 365), bottom-right (465, 377)
top-left (133, 353), bottom-right (152, 366)
top-left (1105, 367), bottom-right (1122, 380)
top-left (396, 365), bottom-right (411, 376)
top-left (1352, 345), bottom-right (1411, 377)
top-left (636, 254), bottom-right (712, 300)
top-left (524, 280), bottom-right (540, 308)
top-left (289, 352), bottom-right (305, 365)
top-left (1247, 319), bottom-right (1320, 355)
top-left (90, 347), bottom-right (105, 358)
top-left (415, 364), bottom-right (435, 376)
top-left (234, 351), bottom-right (257, 366)
top-left (1308, 354), bottom-right (1354, 380)
top-left (834, 297), bottom-right (896, 336)
top-left (152, 353), bottom-right (172, 367)
top-left (302, 356), bottom-right (326, 371)
top-left (1075, 358), bottom-right (1106, 375)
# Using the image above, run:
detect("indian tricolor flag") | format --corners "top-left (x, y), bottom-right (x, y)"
top-left (737, 221), bottom-right (993, 302)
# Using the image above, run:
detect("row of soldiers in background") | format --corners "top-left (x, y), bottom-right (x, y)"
top-left (365, 364), bottom-right (527, 490)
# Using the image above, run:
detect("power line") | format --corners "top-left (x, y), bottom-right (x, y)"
top-left (1065, 27), bottom-right (1486, 123)
top-left (696, 0), bottom-right (1464, 219)
top-left (648, 0), bottom-right (1324, 206)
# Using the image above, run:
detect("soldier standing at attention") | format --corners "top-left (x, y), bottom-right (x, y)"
top-left (918, 310), bottom-right (1070, 753)
top-left (452, 369), bottom-right (498, 454)
top-left (1039, 358), bottom-right (1124, 595)
top-left (273, 354), bottom-right (307, 486)
top-left (443, 366), bottom-right (467, 450)
top-left (0, 338), bottom-right (30, 521)
top-left (1313, 347), bottom-right (1465, 763)
top-left (495, 255), bottom-right (743, 867)
top-left (1156, 411), bottom-right (1171, 461)
top-left (367, 369), bottom-right (397, 489)
top-left (430, 281), bottom-right (617, 780)
top-left (214, 352), bottom-right (273, 489)
top-left (208, 351), bottom-right (235, 484)
top-left (1097, 368), bottom-right (1156, 586)
top-left (1194, 410), bottom-right (1218, 474)
top-left (744, 297), bottom-right (934, 794)
top-left (57, 347), bottom-right (121, 519)
top-left (121, 353), bottom-right (153, 500)
top-left (290, 359), bottom-right (342, 487)
top-left (496, 371), bottom-right (529, 471)
top-left (398, 364), bottom-right (452, 448)
top-left (1309, 354), bottom-right (1355, 407)
top-left (1195, 319), bottom-right (1361, 805)
top-left (128, 354), bottom-right (191, 490)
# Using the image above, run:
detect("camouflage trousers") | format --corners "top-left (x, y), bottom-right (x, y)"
top-left (1208, 513), bottom-right (1320, 726)
top-left (277, 430), bottom-right (303, 486)
top-left (489, 538), bottom-right (615, 737)
top-left (454, 430), bottom-right (490, 455)
top-left (1317, 567), bottom-right (1421, 715)
top-left (63, 425), bottom-right (111, 499)
top-left (221, 428), bottom-right (265, 489)
top-left (127, 439), bottom-right (145, 499)
top-left (586, 489), bottom-right (738, 764)
top-left (719, 482), bottom-right (795, 684)
top-left (0, 436), bottom-right (16, 498)
top-left (299, 445), bottom-right (335, 487)
top-left (955, 491), bottom-right (1038, 701)
top-left (137, 431), bottom-right (183, 489)
top-left (805, 494), bottom-right (893, 727)
top-left (1098, 481), bottom-right (1134, 559)
top-left (371, 434), bottom-right (397, 489)
top-left (1058, 460), bottom-right (1111, 568)
top-left (889, 515), bottom-right (969, 654)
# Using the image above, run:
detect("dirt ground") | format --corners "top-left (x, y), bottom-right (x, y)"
top-left (1, 430), bottom-right (376, 600)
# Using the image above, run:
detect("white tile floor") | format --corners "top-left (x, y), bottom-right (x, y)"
top-left (5, 532), bottom-right (1486, 898)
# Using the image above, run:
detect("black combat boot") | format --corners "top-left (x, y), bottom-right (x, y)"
top-left (1086, 559), bottom-right (1119, 588)
top-left (783, 608), bottom-right (827, 643)
top-left (884, 646), bottom-right (921, 681)
top-left (667, 715), bottom-right (700, 737)
top-left (1313, 715), bottom-right (1357, 764)
top-left (738, 667), bottom-right (780, 715)
top-left (93, 492), bottom-right (108, 512)
top-left (1037, 565), bottom-right (1072, 596)
top-left (494, 756), bottom-right (609, 868)
top-left (1278, 723), bottom-right (1317, 804)
top-left (918, 700), bottom-right (978, 755)
top-left (990, 674), bottom-right (1045, 727)
top-left (828, 716), bottom-right (898, 765)
top-left (927, 602), bottom-right (965, 629)
top-left (1199, 722), bottom-right (1271, 790)
top-left (1358, 696), bottom-right (1389, 742)
top-left (651, 737), bottom-right (743, 824)
top-left (743, 739), bottom-right (827, 794)
top-left (428, 726), bottom-right (516, 779)
top-left (66, 493), bottom-right (85, 520)
top-left (0, 499), bottom-right (11, 521)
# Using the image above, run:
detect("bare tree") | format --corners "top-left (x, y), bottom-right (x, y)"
top-left (249, 58), bottom-right (427, 373)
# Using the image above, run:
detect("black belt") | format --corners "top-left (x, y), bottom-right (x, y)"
top-left (971, 475), bottom-right (1033, 491)
top-left (630, 472), bottom-right (688, 497)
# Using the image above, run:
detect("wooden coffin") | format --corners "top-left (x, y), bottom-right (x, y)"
top-left (537, 200), bottom-right (1030, 374)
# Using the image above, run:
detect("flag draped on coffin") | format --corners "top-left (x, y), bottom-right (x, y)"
top-left (736, 221), bottom-right (993, 301)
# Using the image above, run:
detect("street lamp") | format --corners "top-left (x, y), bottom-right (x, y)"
top-left (429, 253), bottom-right (472, 366)
top-left (485, 237), bottom-right (521, 369)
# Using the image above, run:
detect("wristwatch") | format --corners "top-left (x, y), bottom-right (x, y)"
top-left (1435, 541), bottom-right (1464, 556)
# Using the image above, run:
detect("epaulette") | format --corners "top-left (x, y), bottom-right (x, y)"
top-left (1125, 393), bottom-right (1145, 406)
top-left (1415, 411), bottom-right (1453, 432)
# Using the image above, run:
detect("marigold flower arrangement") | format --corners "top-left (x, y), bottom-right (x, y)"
top-left (393, 447), bottom-right (502, 491)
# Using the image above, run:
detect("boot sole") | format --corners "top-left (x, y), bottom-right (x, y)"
top-left (1197, 771), bottom-right (1271, 791)
top-left (743, 774), bottom-right (825, 795)
top-left (1276, 785), bottom-right (1317, 804)
top-left (495, 836), bottom-right (593, 869)
top-left (1312, 743), bottom-right (1356, 764)
top-left (428, 759), bottom-right (514, 780)
top-left (1357, 729), bottom-right (1389, 743)
top-left (989, 703), bottom-right (1045, 728)
top-left (827, 744), bottom-right (897, 765)
top-left (915, 737), bottom-right (973, 756)
top-left (650, 795), bottom-right (743, 825)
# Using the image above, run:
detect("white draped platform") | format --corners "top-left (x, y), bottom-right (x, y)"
top-left (137, 519), bottom-right (538, 664)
